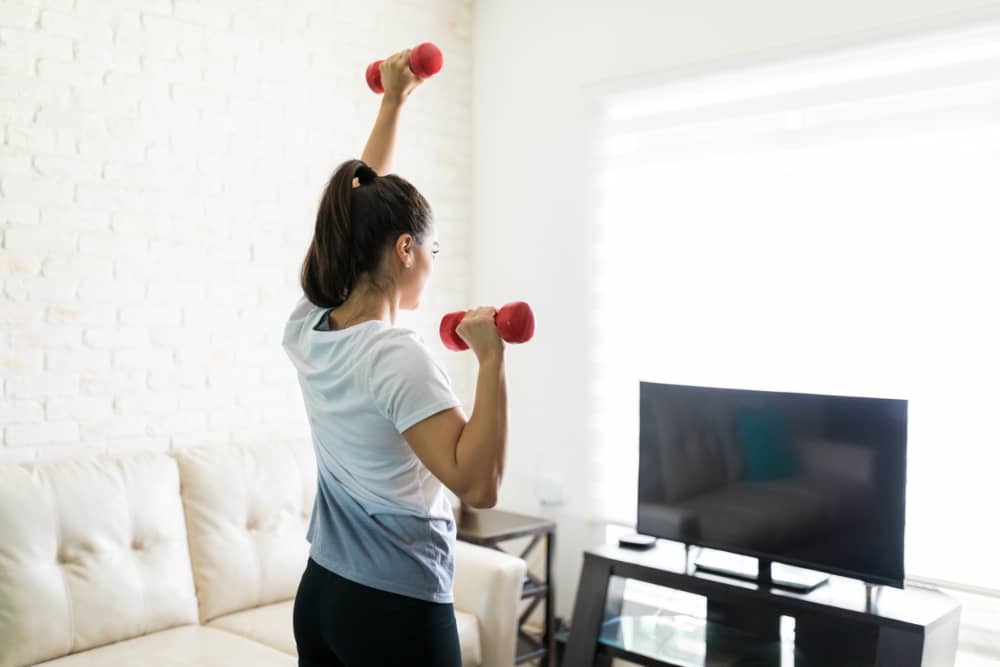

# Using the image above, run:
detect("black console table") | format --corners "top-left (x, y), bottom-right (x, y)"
top-left (565, 541), bottom-right (961, 666)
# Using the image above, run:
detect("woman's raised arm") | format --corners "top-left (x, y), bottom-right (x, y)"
top-left (360, 96), bottom-right (403, 176)
top-left (360, 49), bottom-right (423, 175)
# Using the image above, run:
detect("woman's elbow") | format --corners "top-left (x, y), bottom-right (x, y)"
top-left (462, 484), bottom-right (498, 509)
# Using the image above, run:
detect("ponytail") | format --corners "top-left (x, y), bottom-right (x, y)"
top-left (299, 159), bottom-right (432, 308)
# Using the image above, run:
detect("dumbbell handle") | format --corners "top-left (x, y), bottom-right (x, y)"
top-left (366, 42), bottom-right (443, 94)
top-left (439, 302), bottom-right (535, 351)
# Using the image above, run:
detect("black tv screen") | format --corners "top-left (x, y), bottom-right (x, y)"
top-left (638, 382), bottom-right (907, 588)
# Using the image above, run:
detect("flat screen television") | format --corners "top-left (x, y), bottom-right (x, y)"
top-left (638, 382), bottom-right (907, 589)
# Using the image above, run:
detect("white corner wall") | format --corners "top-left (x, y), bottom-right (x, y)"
top-left (472, 0), bottom-right (1000, 624)
top-left (1, 0), bottom-right (475, 463)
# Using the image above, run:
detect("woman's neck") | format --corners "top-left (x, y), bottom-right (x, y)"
top-left (330, 291), bottom-right (397, 329)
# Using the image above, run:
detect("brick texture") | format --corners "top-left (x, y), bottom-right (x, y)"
top-left (2, 0), bottom-right (475, 461)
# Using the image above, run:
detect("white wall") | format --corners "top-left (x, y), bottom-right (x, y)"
top-left (1, 0), bottom-right (475, 462)
top-left (472, 0), bottom-right (1000, 625)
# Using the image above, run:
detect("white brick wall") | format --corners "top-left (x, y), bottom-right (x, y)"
top-left (1, 0), bottom-right (475, 463)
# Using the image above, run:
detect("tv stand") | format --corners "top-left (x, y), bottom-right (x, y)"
top-left (565, 540), bottom-right (960, 666)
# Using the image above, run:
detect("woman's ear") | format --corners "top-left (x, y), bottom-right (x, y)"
top-left (396, 234), bottom-right (414, 268)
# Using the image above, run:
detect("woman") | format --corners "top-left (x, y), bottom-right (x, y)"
top-left (281, 49), bottom-right (508, 666)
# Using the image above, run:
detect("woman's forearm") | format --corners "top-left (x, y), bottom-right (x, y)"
top-left (360, 95), bottom-right (404, 175)
top-left (455, 356), bottom-right (508, 507)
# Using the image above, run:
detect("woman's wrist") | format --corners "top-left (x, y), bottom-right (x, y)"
top-left (477, 351), bottom-right (506, 368)
top-left (381, 92), bottom-right (406, 109)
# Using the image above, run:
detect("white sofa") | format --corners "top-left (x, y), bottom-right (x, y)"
top-left (0, 442), bottom-right (527, 667)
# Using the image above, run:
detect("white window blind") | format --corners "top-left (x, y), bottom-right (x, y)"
top-left (588, 22), bottom-right (1000, 592)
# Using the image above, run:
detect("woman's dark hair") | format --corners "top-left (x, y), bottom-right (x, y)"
top-left (300, 159), bottom-right (433, 308)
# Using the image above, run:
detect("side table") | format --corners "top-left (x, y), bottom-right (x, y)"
top-left (457, 507), bottom-right (557, 666)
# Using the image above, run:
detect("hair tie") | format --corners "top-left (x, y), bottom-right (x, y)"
top-left (355, 164), bottom-right (377, 185)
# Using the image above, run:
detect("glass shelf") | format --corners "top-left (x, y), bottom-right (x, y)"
top-left (597, 612), bottom-right (864, 667)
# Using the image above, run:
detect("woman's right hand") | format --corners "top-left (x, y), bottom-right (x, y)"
top-left (455, 307), bottom-right (505, 363)
top-left (379, 49), bottom-right (422, 104)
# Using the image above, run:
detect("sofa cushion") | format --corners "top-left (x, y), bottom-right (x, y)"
top-left (207, 599), bottom-right (482, 666)
top-left (170, 442), bottom-right (316, 622)
top-left (32, 625), bottom-right (294, 666)
top-left (0, 453), bottom-right (199, 667)
top-left (207, 600), bottom-right (297, 655)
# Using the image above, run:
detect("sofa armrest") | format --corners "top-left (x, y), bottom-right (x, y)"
top-left (453, 540), bottom-right (528, 667)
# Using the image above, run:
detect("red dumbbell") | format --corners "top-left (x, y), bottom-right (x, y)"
top-left (366, 42), bottom-right (443, 94)
top-left (440, 302), bottom-right (535, 352)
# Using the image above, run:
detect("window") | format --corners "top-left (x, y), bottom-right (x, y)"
top-left (588, 21), bottom-right (1000, 592)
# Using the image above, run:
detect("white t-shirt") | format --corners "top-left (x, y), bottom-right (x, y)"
top-left (281, 294), bottom-right (463, 602)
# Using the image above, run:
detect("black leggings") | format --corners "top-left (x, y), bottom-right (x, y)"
top-left (293, 557), bottom-right (463, 667)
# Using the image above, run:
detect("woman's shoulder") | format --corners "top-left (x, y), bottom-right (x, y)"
top-left (367, 326), bottom-right (453, 377)
top-left (369, 325), bottom-right (431, 355)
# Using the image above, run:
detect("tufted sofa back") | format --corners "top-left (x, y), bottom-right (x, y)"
top-left (0, 452), bottom-right (199, 667)
top-left (169, 442), bottom-right (316, 623)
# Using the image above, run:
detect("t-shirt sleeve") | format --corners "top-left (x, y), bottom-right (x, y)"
top-left (368, 333), bottom-right (463, 433)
